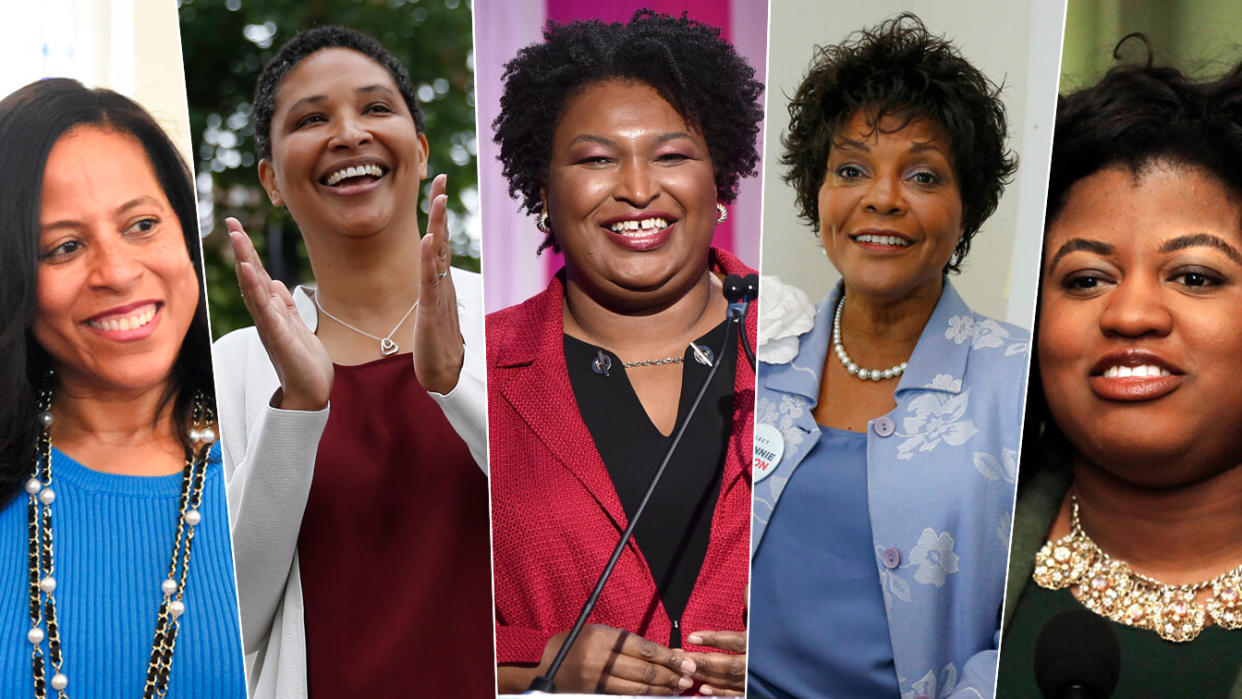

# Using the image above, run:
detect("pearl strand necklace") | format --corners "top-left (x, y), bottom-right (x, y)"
top-left (832, 294), bottom-right (908, 381)
top-left (25, 383), bottom-right (215, 698)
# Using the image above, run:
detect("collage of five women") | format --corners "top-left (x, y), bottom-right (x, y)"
top-left (1, 0), bottom-right (1240, 697)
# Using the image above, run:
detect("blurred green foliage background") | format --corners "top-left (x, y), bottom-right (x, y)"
top-left (178, 0), bottom-right (479, 338)
top-left (1062, 0), bottom-right (1242, 90)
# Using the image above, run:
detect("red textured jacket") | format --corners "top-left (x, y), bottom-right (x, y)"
top-left (487, 248), bottom-right (755, 666)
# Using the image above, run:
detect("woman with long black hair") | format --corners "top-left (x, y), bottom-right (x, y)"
top-left (0, 78), bottom-right (245, 698)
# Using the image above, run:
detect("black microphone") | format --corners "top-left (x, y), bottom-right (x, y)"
top-left (723, 273), bottom-right (745, 303)
top-left (741, 274), bottom-right (758, 302)
top-left (1034, 609), bottom-right (1121, 698)
top-left (722, 274), bottom-right (756, 370)
top-left (528, 279), bottom-right (742, 693)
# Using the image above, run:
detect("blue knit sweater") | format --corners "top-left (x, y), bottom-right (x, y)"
top-left (0, 445), bottom-right (245, 697)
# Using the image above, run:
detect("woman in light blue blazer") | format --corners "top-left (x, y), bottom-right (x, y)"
top-left (748, 14), bottom-right (1028, 698)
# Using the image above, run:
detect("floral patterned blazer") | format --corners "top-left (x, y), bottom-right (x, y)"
top-left (752, 277), bottom-right (1028, 699)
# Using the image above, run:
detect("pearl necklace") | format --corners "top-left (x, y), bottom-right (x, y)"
top-left (25, 383), bottom-right (215, 698)
top-left (1033, 493), bottom-right (1242, 642)
top-left (832, 294), bottom-right (907, 382)
top-left (312, 291), bottom-right (418, 357)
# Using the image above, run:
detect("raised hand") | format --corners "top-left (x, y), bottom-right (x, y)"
top-left (227, 218), bottom-right (333, 411)
top-left (413, 173), bottom-right (465, 394)
top-left (684, 629), bottom-right (747, 695)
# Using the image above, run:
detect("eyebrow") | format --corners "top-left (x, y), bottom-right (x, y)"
top-left (1159, 233), bottom-right (1242, 266)
top-left (1047, 238), bottom-right (1115, 272)
top-left (116, 195), bottom-right (165, 214)
top-left (831, 137), bottom-right (869, 152)
top-left (829, 139), bottom-right (947, 157)
top-left (286, 84), bottom-right (398, 113)
top-left (357, 84), bottom-right (396, 97)
top-left (908, 142), bottom-right (948, 157)
top-left (41, 196), bottom-right (166, 233)
top-left (567, 131), bottom-right (697, 148)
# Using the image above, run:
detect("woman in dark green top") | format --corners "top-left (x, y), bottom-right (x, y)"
top-left (997, 57), bottom-right (1242, 697)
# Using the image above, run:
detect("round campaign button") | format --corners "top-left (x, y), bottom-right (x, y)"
top-left (753, 424), bottom-right (785, 482)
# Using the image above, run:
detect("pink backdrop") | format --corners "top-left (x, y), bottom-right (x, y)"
top-left (476, 0), bottom-right (768, 312)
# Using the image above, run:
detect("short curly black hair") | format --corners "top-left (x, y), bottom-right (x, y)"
top-left (782, 13), bottom-right (1016, 273)
top-left (1047, 51), bottom-right (1242, 228)
top-left (492, 10), bottom-right (764, 251)
top-left (253, 25), bottom-right (424, 161)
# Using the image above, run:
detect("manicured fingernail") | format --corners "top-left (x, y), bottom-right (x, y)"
top-left (680, 659), bottom-right (696, 674)
top-left (687, 634), bottom-right (703, 644)
top-left (701, 685), bottom-right (715, 695)
top-left (678, 677), bottom-right (693, 689)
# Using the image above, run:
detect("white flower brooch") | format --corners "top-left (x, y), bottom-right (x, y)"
top-left (757, 276), bottom-right (816, 365)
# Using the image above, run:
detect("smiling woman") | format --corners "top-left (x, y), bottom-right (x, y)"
top-left (211, 25), bottom-right (492, 699)
top-left (816, 113), bottom-right (965, 305)
top-left (35, 128), bottom-right (201, 399)
top-left (487, 10), bottom-right (762, 696)
top-left (748, 15), bottom-right (1027, 699)
top-left (1040, 165), bottom-right (1242, 477)
top-left (547, 80), bottom-right (722, 353)
top-left (257, 47), bottom-right (430, 249)
top-left (0, 79), bottom-right (245, 698)
top-left (997, 57), bottom-right (1242, 697)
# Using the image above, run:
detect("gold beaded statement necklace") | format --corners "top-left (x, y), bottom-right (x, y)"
top-left (25, 382), bottom-right (215, 698)
top-left (1033, 493), bottom-right (1242, 643)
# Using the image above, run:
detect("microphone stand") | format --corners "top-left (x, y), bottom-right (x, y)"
top-left (528, 301), bottom-right (743, 694)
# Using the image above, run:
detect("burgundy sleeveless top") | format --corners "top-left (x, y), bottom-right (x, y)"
top-left (298, 354), bottom-right (493, 697)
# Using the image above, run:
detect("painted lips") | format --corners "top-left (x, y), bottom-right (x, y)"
top-left (83, 301), bottom-right (162, 341)
top-left (603, 215), bottom-right (676, 252)
top-left (1088, 355), bottom-right (1184, 402)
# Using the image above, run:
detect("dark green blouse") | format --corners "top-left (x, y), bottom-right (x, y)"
top-left (1000, 466), bottom-right (1242, 698)
top-left (998, 582), bottom-right (1242, 697)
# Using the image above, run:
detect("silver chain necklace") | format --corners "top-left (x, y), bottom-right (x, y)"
top-left (312, 291), bottom-right (418, 356)
top-left (591, 343), bottom-right (715, 376)
top-left (833, 293), bottom-right (908, 381)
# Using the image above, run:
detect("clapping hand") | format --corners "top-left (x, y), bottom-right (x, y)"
top-left (413, 173), bottom-right (465, 395)
top-left (227, 218), bottom-right (333, 411)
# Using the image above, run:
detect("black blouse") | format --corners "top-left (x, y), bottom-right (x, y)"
top-left (564, 321), bottom-right (736, 647)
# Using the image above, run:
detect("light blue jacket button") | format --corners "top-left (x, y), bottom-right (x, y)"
top-left (873, 416), bottom-right (895, 437)
top-left (882, 547), bottom-right (901, 569)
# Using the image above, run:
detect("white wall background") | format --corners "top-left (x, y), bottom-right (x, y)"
top-left (0, 0), bottom-right (193, 166)
top-left (761, 0), bottom-right (1067, 329)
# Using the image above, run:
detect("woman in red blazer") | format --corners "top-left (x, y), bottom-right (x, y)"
top-left (487, 11), bottom-right (763, 696)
